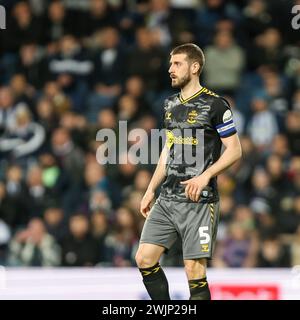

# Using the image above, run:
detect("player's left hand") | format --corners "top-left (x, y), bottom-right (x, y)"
top-left (180, 172), bottom-right (211, 202)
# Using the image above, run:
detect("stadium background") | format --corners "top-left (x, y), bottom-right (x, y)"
top-left (0, 0), bottom-right (300, 299)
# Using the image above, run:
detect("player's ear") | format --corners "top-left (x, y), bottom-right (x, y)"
top-left (192, 62), bottom-right (200, 75)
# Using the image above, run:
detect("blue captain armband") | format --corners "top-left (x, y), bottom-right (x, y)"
top-left (215, 120), bottom-right (236, 137)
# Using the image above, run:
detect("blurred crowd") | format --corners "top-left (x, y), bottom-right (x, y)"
top-left (0, 0), bottom-right (300, 268)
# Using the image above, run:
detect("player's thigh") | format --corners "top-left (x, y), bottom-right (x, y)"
top-left (177, 201), bottom-right (220, 260)
top-left (139, 198), bottom-right (178, 252)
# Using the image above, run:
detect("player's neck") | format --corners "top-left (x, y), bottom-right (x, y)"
top-left (180, 80), bottom-right (202, 101)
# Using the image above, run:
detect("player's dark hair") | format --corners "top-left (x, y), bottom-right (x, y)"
top-left (170, 43), bottom-right (205, 76)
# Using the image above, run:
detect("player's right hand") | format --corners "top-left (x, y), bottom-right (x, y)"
top-left (140, 190), bottom-right (155, 218)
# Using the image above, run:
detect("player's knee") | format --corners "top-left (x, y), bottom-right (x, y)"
top-left (135, 250), bottom-right (143, 267)
top-left (135, 249), bottom-right (157, 269)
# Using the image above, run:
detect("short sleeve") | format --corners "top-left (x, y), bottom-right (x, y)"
top-left (211, 97), bottom-right (237, 138)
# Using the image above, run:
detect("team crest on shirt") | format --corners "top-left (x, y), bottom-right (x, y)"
top-left (187, 110), bottom-right (198, 124)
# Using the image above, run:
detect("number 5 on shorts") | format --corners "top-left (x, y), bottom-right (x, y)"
top-left (199, 226), bottom-right (210, 244)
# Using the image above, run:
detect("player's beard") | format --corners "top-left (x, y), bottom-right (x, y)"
top-left (171, 72), bottom-right (192, 89)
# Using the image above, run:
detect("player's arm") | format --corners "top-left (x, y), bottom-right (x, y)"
top-left (181, 133), bottom-right (242, 202)
top-left (140, 141), bottom-right (168, 217)
top-left (181, 97), bottom-right (242, 202)
top-left (206, 133), bottom-right (242, 178)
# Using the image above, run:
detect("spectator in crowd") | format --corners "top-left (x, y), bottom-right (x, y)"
top-left (2, 1), bottom-right (43, 53)
top-left (126, 27), bottom-right (166, 91)
top-left (43, 0), bottom-right (73, 44)
top-left (212, 220), bottom-right (258, 268)
top-left (36, 98), bottom-right (59, 143)
top-left (104, 207), bottom-right (139, 267)
top-left (9, 74), bottom-right (35, 112)
top-left (124, 75), bottom-right (151, 116)
top-left (247, 93), bottom-right (279, 152)
top-left (61, 214), bottom-right (99, 267)
top-left (44, 207), bottom-right (67, 243)
top-left (0, 86), bottom-right (25, 135)
top-left (226, 136), bottom-right (258, 203)
top-left (0, 165), bottom-right (29, 230)
top-left (271, 134), bottom-right (291, 165)
top-left (43, 81), bottom-right (71, 116)
top-left (0, 217), bottom-right (11, 264)
top-left (257, 232), bottom-right (291, 267)
top-left (252, 200), bottom-right (277, 238)
top-left (250, 168), bottom-right (277, 211)
top-left (39, 153), bottom-right (69, 201)
top-left (92, 27), bottom-right (123, 94)
top-left (51, 127), bottom-right (85, 185)
top-left (116, 94), bottom-right (140, 124)
top-left (278, 195), bottom-right (300, 234)
top-left (289, 225), bottom-right (300, 266)
top-left (96, 108), bottom-right (117, 130)
top-left (8, 218), bottom-right (61, 266)
top-left (88, 27), bottom-right (123, 114)
top-left (144, 0), bottom-right (194, 48)
top-left (195, 0), bottom-right (233, 47)
top-left (116, 153), bottom-right (138, 190)
top-left (49, 128), bottom-right (85, 216)
top-left (59, 112), bottom-right (90, 152)
top-left (84, 0), bottom-right (116, 37)
top-left (265, 154), bottom-right (289, 197)
top-left (122, 168), bottom-right (152, 199)
top-left (288, 157), bottom-right (300, 196)
top-left (291, 89), bottom-right (300, 112)
top-left (242, 0), bottom-right (272, 42)
top-left (47, 35), bottom-right (93, 112)
top-left (83, 159), bottom-right (117, 211)
top-left (90, 209), bottom-right (110, 264)
top-left (286, 112), bottom-right (300, 156)
top-left (25, 165), bottom-right (56, 218)
top-left (204, 30), bottom-right (245, 95)
top-left (247, 28), bottom-right (286, 71)
top-left (17, 43), bottom-right (48, 89)
top-left (0, 106), bottom-right (46, 164)
top-left (261, 69), bottom-right (288, 118)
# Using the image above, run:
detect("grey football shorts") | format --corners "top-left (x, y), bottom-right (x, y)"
top-left (140, 197), bottom-right (220, 260)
